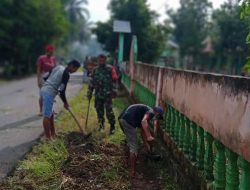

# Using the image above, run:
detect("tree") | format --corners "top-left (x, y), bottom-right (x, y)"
top-left (213, 0), bottom-right (248, 52)
top-left (94, 0), bottom-right (167, 63)
top-left (238, 0), bottom-right (250, 75)
top-left (241, 0), bottom-right (250, 42)
top-left (212, 0), bottom-right (249, 74)
top-left (168, 0), bottom-right (212, 69)
top-left (63, 0), bottom-right (90, 43)
top-left (0, 0), bottom-right (69, 77)
top-left (64, 0), bottom-right (89, 23)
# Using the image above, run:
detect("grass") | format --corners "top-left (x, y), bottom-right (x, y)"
top-left (6, 138), bottom-right (68, 190)
top-left (1, 84), bottom-right (180, 190)
top-left (2, 85), bottom-right (130, 190)
top-left (21, 138), bottom-right (68, 177)
top-left (101, 162), bottom-right (124, 182)
top-left (101, 161), bottom-right (129, 188)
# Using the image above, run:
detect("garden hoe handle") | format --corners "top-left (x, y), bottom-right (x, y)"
top-left (68, 108), bottom-right (85, 135)
top-left (85, 99), bottom-right (91, 129)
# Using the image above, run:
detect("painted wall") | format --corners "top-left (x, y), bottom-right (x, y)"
top-left (133, 63), bottom-right (250, 162)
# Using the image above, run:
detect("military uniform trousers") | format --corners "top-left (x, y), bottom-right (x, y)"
top-left (94, 96), bottom-right (115, 125)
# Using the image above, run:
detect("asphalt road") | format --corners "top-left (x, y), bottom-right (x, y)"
top-left (0, 72), bottom-right (84, 180)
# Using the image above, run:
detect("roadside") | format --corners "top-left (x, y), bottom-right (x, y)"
top-left (0, 85), bottom-right (180, 190)
top-left (0, 72), bottom-right (83, 180)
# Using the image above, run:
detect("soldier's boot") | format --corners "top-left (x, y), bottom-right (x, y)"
top-left (109, 124), bottom-right (115, 135)
top-left (98, 122), bottom-right (105, 131)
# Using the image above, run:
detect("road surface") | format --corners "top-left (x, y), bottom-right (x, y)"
top-left (0, 72), bottom-right (84, 180)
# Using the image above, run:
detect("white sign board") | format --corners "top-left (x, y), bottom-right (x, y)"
top-left (113, 20), bottom-right (131, 33)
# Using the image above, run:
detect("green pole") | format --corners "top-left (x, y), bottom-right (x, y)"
top-left (239, 156), bottom-right (250, 190)
top-left (204, 132), bottom-right (214, 180)
top-left (196, 126), bottom-right (205, 170)
top-left (225, 149), bottom-right (239, 190)
top-left (170, 109), bottom-right (176, 138)
top-left (213, 141), bottom-right (226, 190)
top-left (179, 113), bottom-right (185, 149)
top-left (184, 117), bottom-right (191, 155)
top-left (169, 107), bottom-right (173, 135)
top-left (165, 106), bottom-right (171, 133)
top-left (190, 122), bottom-right (197, 162)
top-left (118, 33), bottom-right (125, 65)
top-left (133, 35), bottom-right (138, 63)
top-left (174, 110), bottom-right (179, 143)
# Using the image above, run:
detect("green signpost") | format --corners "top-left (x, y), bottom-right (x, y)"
top-left (113, 20), bottom-right (131, 66)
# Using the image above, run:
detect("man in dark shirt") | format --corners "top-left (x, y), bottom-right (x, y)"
top-left (40, 60), bottom-right (80, 140)
top-left (118, 104), bottom-right (164, 178)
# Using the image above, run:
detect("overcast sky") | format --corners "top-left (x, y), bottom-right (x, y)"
top-left (87, 0), bottom-right (228, 23)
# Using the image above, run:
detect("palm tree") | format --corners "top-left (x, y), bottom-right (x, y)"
top-left (63, 0), bottom-right (91, 42)
top-left (64, 0), bottom-right (89, 23)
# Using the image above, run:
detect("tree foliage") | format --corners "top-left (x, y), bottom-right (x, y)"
top-left (167, 0), bottom-right (249, 74)
top-left (240, 0), bottom-right (250, 42)
top-left (0, 0), bottom-right (69, 77)
top-left (94, 0), bottom-right (168, 63)
top-left (63, 0), bottom-right (91, 43)
top-left (169, 0), bottom-right (212, 57)
top-left (213, 1), bottom-right (248, 53)
top-left (211, 0), bottom-right (249, 74)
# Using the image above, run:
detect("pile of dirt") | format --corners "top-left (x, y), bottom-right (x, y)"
top-left (60, 132), bottom-right (130, 190)
top-left (61, 132), bottom-right (167, 190)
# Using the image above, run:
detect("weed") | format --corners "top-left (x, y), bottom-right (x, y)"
top-left (20, 138), bottom-right (67, 177)
top-left (101, 167), bottom-right (118, 181)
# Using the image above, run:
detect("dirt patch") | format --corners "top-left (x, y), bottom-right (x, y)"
top-left (60, 132), bottom-right (130, 190)
top-left (0, 131), bottom-right (179, 190)
top-left (132, 153), bottom-right (164, 190)
top-left (61, 132), bottom-right (171, 190)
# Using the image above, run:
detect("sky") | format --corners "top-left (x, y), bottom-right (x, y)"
top-left (87, 0), bottom-right (228, 23)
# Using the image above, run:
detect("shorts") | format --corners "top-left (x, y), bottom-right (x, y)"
top-left (119, 118), bottom-right (138, 154)
top-left (40, 91), bottom-right (54, 118)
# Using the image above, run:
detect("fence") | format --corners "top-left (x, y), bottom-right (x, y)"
top-left (122, 62), bottom-right (250, 190)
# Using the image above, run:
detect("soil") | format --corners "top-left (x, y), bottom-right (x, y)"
top-left (0, 131), bottom-right (178, 190)
top-left (60, 132), bottom-right (129, 190)
top-left (61, 132), bottom-right (166, 190)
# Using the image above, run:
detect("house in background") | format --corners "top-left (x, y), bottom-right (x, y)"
top-left (157, 39), bottom-right (180, 68)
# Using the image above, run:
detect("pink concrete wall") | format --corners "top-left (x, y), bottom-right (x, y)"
top-left (161, 69), bottom-right (250, 162)
top-left (134, 63), bottom-right (159, 94)
top-left (131, 63), bottom-right (250, 162)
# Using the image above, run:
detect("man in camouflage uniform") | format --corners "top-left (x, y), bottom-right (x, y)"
top-left (87, 54), bottom-right (117, 135)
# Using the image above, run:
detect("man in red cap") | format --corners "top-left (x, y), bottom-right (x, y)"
top-left (36, 44), bottom-right (56, 115)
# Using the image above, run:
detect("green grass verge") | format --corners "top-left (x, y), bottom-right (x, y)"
top-left (2, 84), bottom-right (179, 190)
top-left (3, 85), bottom-right (129, 190)
top-left (7, 138), bottom-right (68, 190)
top-left (21, 138), bottom-right (67, 177)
